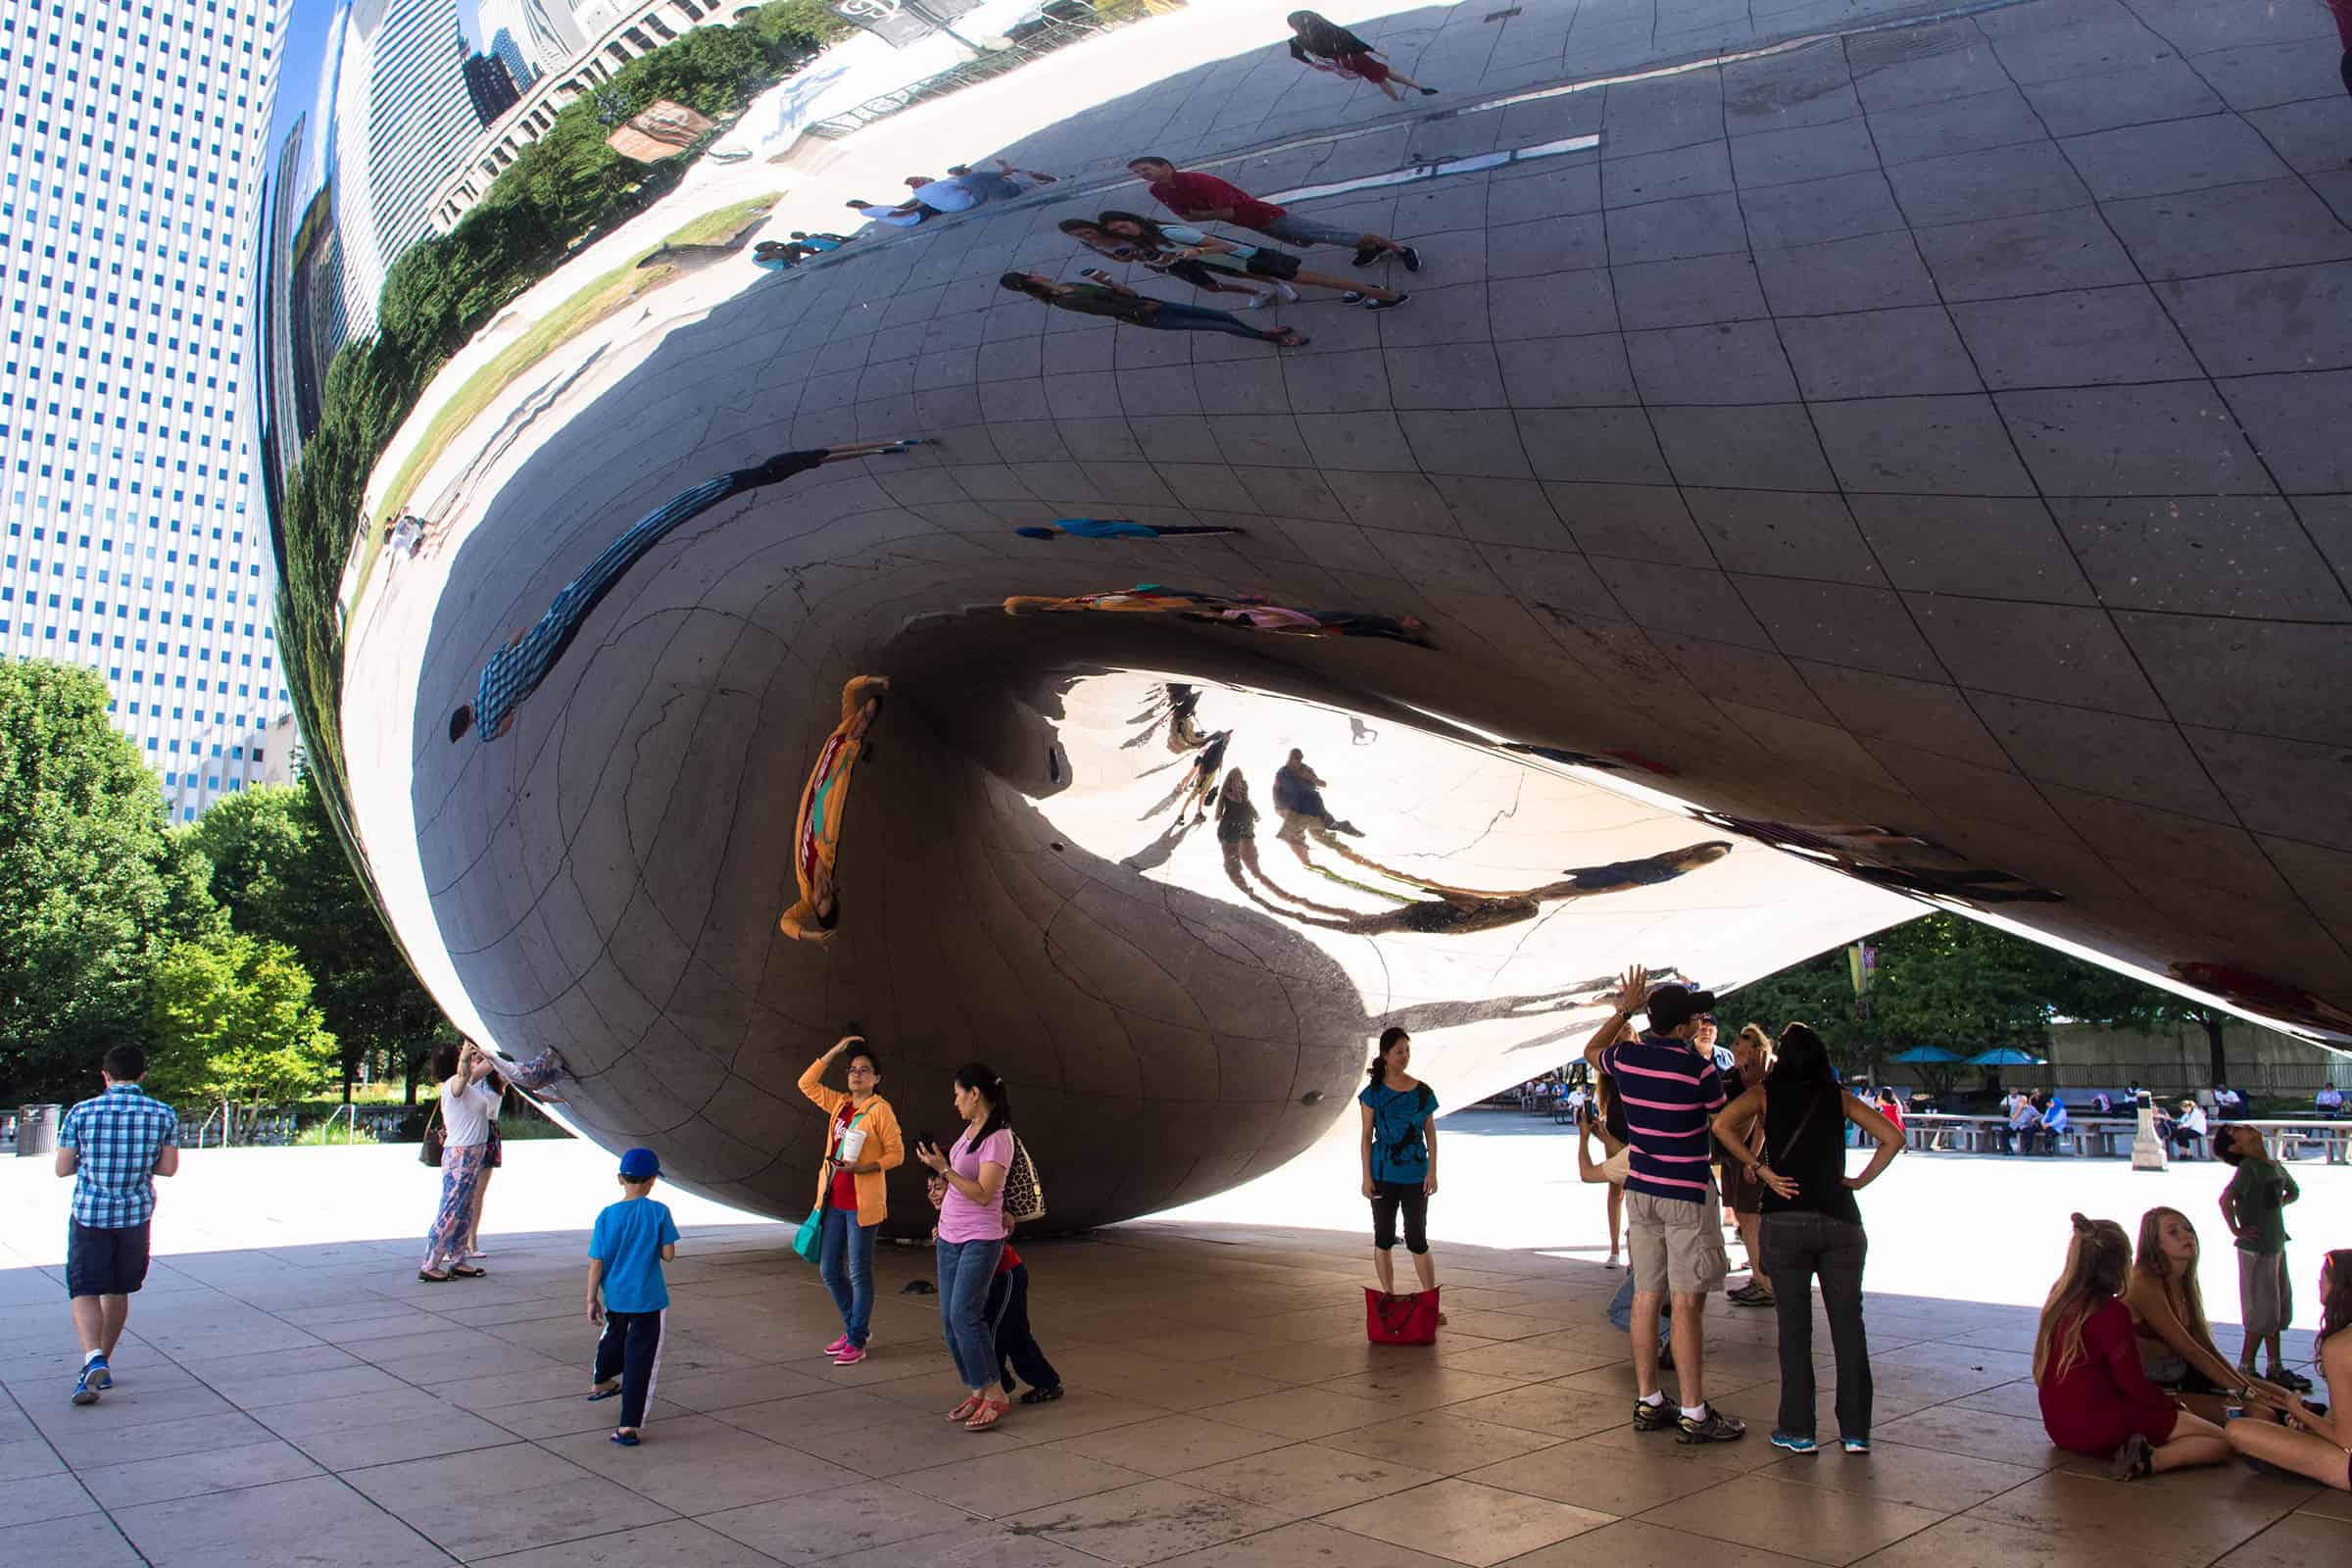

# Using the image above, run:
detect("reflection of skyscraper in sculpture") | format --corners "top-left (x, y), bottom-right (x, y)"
top-left (476, 0), bottom-right (589, 84)
top-left (260, 115), bottom-right (312, 527)
top-left (0, 0), bottom-right (291, 824)
top-left (331, 0), bottom-right (482, 342)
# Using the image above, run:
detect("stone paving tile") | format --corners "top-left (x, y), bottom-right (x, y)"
top-left (340, 1442), bottom-right (675, 1558)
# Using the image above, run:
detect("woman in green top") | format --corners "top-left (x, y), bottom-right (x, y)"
top-left (1098, 213), bottom-right (1408, 308)
top-left (999, 272), bottom-right (1307, 346)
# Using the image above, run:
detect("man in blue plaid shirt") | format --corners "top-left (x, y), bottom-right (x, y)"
top-left (56, 1045), bottom-right (180, 1405)
top-left (448, 439), bottom-right (920, 745)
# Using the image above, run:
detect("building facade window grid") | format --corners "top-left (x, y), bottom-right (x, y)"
top-left (0, 0), bottom-right (289, 820)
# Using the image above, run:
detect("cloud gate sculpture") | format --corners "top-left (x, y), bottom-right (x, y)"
top-left (307, 0), bottom-right (2352, 1234)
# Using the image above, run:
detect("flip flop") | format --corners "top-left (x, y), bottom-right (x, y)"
top-left (586, 1385), bottom-right (622, 1401)
top-left (450, 1266), bottom-right (486, 1279)
top-left (611, 1429), bottom-right (641, 1447)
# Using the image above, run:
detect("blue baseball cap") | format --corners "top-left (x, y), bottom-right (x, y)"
top-left (618, 1148), bottom-right (661, 1180)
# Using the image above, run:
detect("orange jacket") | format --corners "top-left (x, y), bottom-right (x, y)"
top-left (797, 1055), bottom-right (903, 1226)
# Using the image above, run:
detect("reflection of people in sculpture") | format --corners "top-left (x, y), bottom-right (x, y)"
top-left (1014, 517), bottom-right (1248, 541)
top-left (1241, 841), bottom-right (1736, 936)
top-left (779, 676), bottom-right (891, 945)
top-left (1691, 816), bottom-right (2064, 905)
top-left (1165, 683), bottom-right (1205, 752)
top-left (1214, 769), bottom-right (1265, 882)
top-left (1273, 748), bottom-right (1361, 849)
top-left (1002, 583), bottom-right (1427, 644)
top-left (1179, 729), bottom-right (1231, 823)
top-left (448, 441), bottom-right (916, 745)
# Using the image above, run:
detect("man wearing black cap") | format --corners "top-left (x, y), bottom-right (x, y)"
top-left (1584, 966), bottom-right (1745, 1444)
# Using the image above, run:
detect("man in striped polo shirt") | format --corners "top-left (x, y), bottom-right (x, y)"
top-left (1586, 969), bottom-right (1745, 1444)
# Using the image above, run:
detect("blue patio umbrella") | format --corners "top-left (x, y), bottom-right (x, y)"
top-left (1966, 1047), bottom-right (2046, 1066)
top-left (1888, 1046), bottom-right (1964, 1063)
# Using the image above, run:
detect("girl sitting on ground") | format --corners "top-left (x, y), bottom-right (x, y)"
top-left (2224, 1249), bottom-right (2351, 1488)
top-left (2034, 1213), bottom-right (2232, 1479)
top-left (2128, 1206), bottom-right (2290, 1423)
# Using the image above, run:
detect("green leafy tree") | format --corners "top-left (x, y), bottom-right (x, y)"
top-left (0, 662), bottom-right (217, 1103)
top-left (185, 775), bottom-right (454, 1102)
top-left (146, 930), bottom-right (337, 1124)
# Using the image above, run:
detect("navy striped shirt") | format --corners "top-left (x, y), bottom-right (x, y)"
top-left (1599, 1032), bottom-right (1726, 1203)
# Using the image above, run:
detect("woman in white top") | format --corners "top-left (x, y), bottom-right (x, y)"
top-left (421, 1040), bottom-right (500, 1281)
top-left (1098, 213), bottom-right (1408, 308)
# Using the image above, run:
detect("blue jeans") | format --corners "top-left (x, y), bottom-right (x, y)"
top-left (1139, 300), bottom-right (1281, 342)
top-left (937, 1236), bottom-right (1004, 1389)
top-left (1607, 1267), bottom-right (1670, 1349)
top-left (817, 1205), bottom-right (877, 1347)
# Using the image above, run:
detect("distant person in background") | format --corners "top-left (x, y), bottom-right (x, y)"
top-left (56, 1045), bottom-right (179, 1406)
top-left (1058, 218), bottom-right (1289, 307)
top-left (2037, 1091), bottom-right (2071, 1154)
top-left (1286, 10), bottom-right (1440, 99)
top-left (1014, 517), bottom-right (1246, 541)
top-left (1718, 1023), bottom-right (1773, 1307)
top-left (2213, 1083), bottom-right (2244, 1118)
top-left (2171, 1100), bottom-right (2209, 1160)
top-left (1272, 748), bottom-right (1362, 849)
top-left (2002, 1091), bottom-right (2043, 1156)
top-left (2317, 1083), bottom-right (2346, 1117)
top-left (2034, 1214), bottom-right (2230, 1479)
top-left (1097, 212), bottom-right (1410, 309)
top-left (2218, 1124), bottom-right (2308, 1391)
top-left (1876, 1088), bottom-right (1906, 1135)
top-left (904, 161), bottom-right (1057, 211)
top-left (791, 230), bottom-right (850, 252)
top-left (752, 240), bottom-right (810, 271)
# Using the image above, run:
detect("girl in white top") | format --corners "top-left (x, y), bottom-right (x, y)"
top-left (421, 1041), bottom-right (500, 1281)
top-left (1097, 213), bottom-right (1407, 307)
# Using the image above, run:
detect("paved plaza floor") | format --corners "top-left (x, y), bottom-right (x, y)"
top-left (2, 1123), bottom-right (2344, 1566)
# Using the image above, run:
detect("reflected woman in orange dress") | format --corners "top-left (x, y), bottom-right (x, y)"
top-left (779, 676), bottom-right (890, 945)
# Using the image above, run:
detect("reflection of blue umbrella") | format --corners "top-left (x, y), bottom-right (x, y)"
top-left (1967, 1048), bottom-right (2046, 1066)
top-left (1889, 1046), bottom-right (1963, 1063)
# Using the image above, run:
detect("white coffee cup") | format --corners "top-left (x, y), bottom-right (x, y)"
top-left (836, 1126), bottom-right (868, 1163)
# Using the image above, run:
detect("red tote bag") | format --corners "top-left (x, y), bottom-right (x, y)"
top-left (1364, 1286), bottom-right (1441, 1346)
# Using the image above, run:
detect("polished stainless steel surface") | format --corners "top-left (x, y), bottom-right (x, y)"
top-left (288, 0), bottom-right (2352, 1228)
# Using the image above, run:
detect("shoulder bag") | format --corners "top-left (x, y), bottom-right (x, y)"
top-left (796, 1103), bottom-right (870, 1263)
top-left (1003, 1134), bottom-right (1046, 1225)
top-left (417, 1097), bottom-right (444, 1168)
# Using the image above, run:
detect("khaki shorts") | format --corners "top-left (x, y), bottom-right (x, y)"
top-left (2238, 1247), bottom-right (2290, 1339)
top-left (1626, 1189), bottom-right (1730, 1296)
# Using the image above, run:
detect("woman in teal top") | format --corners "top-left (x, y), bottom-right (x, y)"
top-left (1359, 1027), bottom-right (1442, 1306)
top-left (1099, 212), bottom-right (1409, 309)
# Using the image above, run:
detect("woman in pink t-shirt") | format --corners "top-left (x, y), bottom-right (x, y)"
top-left (914, 1064), bottom-right (1015, 1429)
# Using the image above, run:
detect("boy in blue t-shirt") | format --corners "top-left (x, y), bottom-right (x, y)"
top-left (586, 1148), bottom-right (679, 1446)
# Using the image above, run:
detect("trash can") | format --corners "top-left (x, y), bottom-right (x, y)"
top-left (15, 1103), bottom-right (62, 1157)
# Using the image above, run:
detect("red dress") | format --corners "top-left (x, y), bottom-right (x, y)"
top-left (2038, 1298), bottom-right (2180, 1454)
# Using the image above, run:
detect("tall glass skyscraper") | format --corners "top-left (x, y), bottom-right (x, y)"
top-left (0, 0), bottom-right (292, 822)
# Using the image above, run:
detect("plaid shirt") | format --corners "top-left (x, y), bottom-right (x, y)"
top-left (59, 1084), bottom-right (179, 1228)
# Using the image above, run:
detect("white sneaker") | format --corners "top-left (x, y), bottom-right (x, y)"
top-left (1236, 292), bottom-right (1269, 310)
top-left (1276, 282), bottom-right (1300, 302)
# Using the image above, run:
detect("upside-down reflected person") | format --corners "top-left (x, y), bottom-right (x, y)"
top-left (779, 676), bottom-right (890, 945)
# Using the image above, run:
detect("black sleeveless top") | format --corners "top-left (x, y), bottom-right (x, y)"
top-left (1759, 1078), bottom-right (1861, 1225)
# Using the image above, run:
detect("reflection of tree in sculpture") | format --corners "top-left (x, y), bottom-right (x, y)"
top-left (778, 676), bottom-right (890, 945)
top-left (2168, 961), bottom-right (2352, 1038)
top-left (1691, 816), bottom-right (2063, 906)
top-left (1003, 584), bottom-right (1429, 644)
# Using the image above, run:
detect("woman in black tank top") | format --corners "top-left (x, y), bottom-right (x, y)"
top-left (1711, 1024), bottom-right (1904, 1455)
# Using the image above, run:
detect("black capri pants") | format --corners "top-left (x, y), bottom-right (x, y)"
top-left (1369, 1181), bottom-right (1429, 1253)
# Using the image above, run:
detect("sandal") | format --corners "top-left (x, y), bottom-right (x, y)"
top-left (945, 1393), bottom-right (984, 1424)
top-left (450, 1266), bottom-right (486, 1279)
top-left (964, 1396), bottom-right (1012, 1431)
top-left (417, 1270), bottom-right (453, 1283)
top-left (1019, 1386), bottom-right (1064, 1404)
top-left (586, 1384), bottom-right (622, 1401)
top-left (611, 1429), bottom-right (641, 1447)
